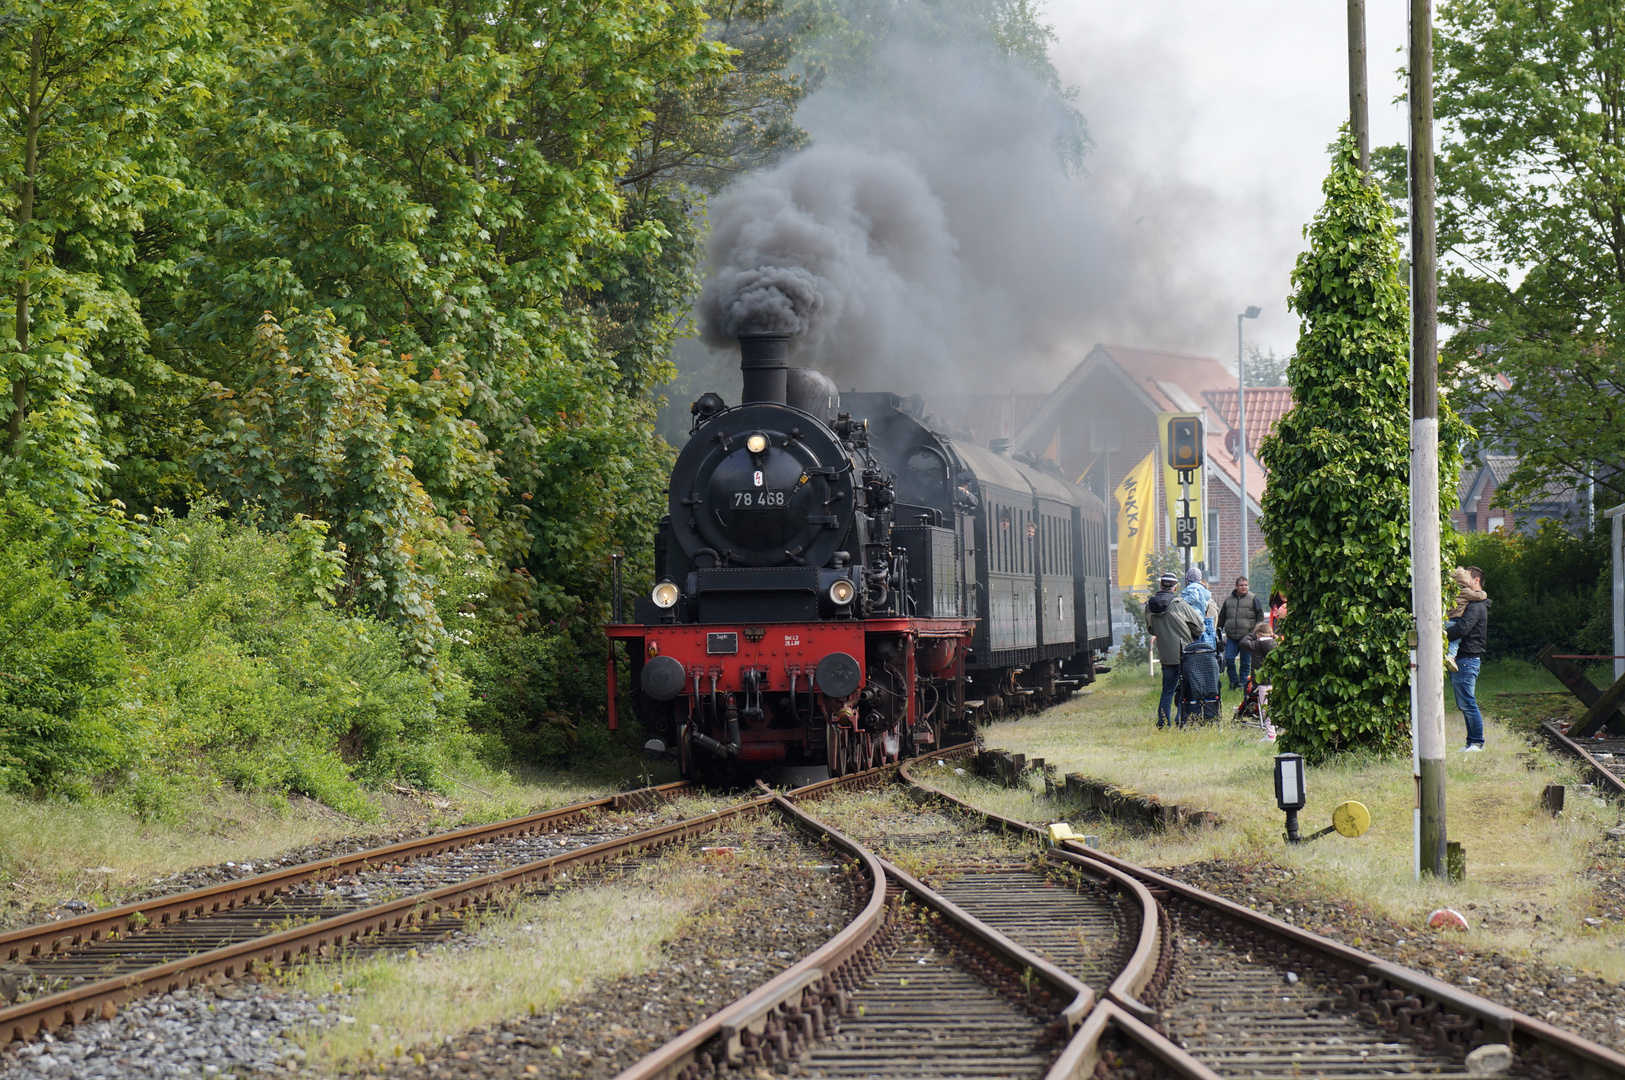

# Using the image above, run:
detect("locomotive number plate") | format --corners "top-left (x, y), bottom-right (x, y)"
top-left (707, 633), bottom-right (739, 655)
top-left (731, 489), bottom-right (789, 508)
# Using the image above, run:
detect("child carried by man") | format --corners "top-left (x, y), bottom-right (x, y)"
top-left (1444, 566), bottom-right (1486, 673)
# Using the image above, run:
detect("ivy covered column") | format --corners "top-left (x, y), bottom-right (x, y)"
top-left (1258, 130), bottom-right (1463, 761)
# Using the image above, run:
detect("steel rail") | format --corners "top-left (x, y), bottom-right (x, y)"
top-left (1541, 719), bottom-right (1625, 797)
top-left (878, 856), bottom-right (1094, 1031)
top-left (618, 783), bottom-right (1102, 1080)
top-left (892, 774), bottom-right (1212, 1080)
top-left (899, 752), bottom-right (1614, 1080)
top-left (782, 739), bottom-right (978, 803)
top-left (0, 780), bottom-right (691, 965)
top-left (897, 755), bottom-right (1168, 1021)
top-left (1072, 842), bottom-right (1625, 1080)
top-left (1048, 999), bottom-right (1223, 1080)
top-left (853, 752), bottom-right (1189, 1080)
top-left (1048, 846), bottom-right (1163, 1021)
top-left (904, 749), bottom-right (1625, 1076)
top-left (1, 752), bottom-right (939, 1045)
top-left (612, 795), bottom-right (892, 1080)
top-left (0, 791), bottom-right (761, 1044)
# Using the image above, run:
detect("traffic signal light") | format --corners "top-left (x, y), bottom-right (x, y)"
top-left (1167, 416), bottom-right (1203, 472)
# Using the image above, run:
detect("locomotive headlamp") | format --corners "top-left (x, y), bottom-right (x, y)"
top-left (745, 432), bottom-right (769, 454)
top-left (651, 581), bottom-right (680, 609)
top-left (829, 578), bottom-right (856, 605)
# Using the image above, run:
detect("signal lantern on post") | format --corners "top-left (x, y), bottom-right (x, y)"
top-left (1167, 416), bottom-right (1203, 475)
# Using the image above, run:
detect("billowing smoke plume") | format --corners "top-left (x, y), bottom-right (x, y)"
top-left (699, 149), bottom-right (963, 351)
top-left (697, 26), bottom-right (1114, 392)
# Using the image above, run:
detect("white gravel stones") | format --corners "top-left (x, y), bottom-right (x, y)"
top-left (0, 984), bottom-right (344, 1080)
top-left (1465, 1043), bottom-right (1514, 1075)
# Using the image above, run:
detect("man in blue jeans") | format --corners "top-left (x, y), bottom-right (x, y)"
top-left (1445, 566), bottom-right (1490, 751)
top-left (1145, 573), bottom-right (1203, 728)
top-left (1219, 576), bottom-right (1265, 689)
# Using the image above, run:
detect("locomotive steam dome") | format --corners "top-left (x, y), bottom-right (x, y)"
top-left (666, 334), bottom-right (859, 569)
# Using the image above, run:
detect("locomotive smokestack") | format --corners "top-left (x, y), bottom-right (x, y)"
top-left (738, 332), bottom-right (791, 406)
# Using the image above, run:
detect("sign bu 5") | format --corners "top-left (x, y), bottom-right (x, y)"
top-left (1176, 516), bottom-right (1199, 547)
top-left (1167, 417), bottom-right (1203, 471)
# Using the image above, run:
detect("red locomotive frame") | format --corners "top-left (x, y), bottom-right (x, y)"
top-left (607, 616), bottom-right (975, 774)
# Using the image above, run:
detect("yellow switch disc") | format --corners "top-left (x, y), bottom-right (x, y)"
top-left (1332, 800), bottom-right (1372, 838)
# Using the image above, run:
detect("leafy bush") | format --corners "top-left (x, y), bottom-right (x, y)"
top-left (1456, 523), bottom-right (1608, 660)
top-left (456, 625), bottom-right (612, 764)
top-left (0, 496), bottom-right (483, 818)
top-left (113, 511), bottom-right (478, 818)
top-left (0, 498), bottom-right (124, 796)
top-left (198, 311), bottom-right (466, 673)
top-left (1116, 614), bottom-right (1151, 668)
top-left (1258, 131), bottom-right (1466, 762)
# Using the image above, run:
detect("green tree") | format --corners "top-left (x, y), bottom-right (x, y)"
top-left (0, 0), bottom-right (209, 515)
top-left (1429, 1), bottom-right (1625, 511)
top-left (0, 496), bottom-right (123, 795)
top-left (179, 0), bottom-right (729, 625)
top-left (1259, 130), bottom-right (1465, 761)
top-left (1243, 344), bottom-right (1291, 388)
top-left (197, 310), bottom-right (464, 670)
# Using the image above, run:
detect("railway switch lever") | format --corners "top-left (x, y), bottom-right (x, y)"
top-left (1273, 753), bottom-right (1307, 842)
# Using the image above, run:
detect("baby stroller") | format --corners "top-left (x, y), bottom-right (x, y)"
top-left (1177, 640), bottom-right (1222, 725)
top-left (1231, 634), bottom-right (1278, 740)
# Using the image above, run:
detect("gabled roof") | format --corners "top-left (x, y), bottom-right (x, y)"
top-left (1013, 344), bottom-right (1294, 514)
top-left (1203, 387), bottom-right (1293, 458)
top-left (1465, 454), bottom-right (1586, 509)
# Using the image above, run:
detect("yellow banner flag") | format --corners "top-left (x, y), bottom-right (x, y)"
top-left (1113, 450), bottom-right (1157, 593)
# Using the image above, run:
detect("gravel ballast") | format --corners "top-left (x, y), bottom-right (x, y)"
top-left (0, 822), bottom-right (860, 1080)
top-left (1161, 858), bottom-right (1625, 1054)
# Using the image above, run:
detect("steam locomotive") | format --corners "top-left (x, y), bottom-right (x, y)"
top-left (605, 333), bottom-right (1113, 781)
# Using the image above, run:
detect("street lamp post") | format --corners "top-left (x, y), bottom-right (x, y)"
top-left (1237, 306), bottom-right (1262, 579)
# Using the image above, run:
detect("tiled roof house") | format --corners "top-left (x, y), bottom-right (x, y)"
top-left (1453, 454), bottom-right (1587, 533)
top-left (929, 344), bottom-right (1294, 588)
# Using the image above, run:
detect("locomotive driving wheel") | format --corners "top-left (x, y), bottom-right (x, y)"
top-left (825, 723), bottom-right (865, 777)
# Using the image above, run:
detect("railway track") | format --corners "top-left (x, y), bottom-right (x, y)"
top-left (21, 739), bottom-right (1625, 1080)
top-left (0, 781), bottom-right (727, 1043)
top-left (1541, 721), bottom-right (1625, 798)
top-left (619, 745), bottom-right (1625, 1080)
top-left (0, 754), bottom-right (965, 1052)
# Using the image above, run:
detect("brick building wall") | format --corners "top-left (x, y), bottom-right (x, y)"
top-left (1205, 483), bottom-right (1266, 586)
top-left (1039, 367), bottom-right (1265, 587)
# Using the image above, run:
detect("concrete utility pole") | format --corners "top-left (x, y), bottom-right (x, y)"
top-left (1609, 503), bottom-right (1625, 683)
top-left (1349, 0), bottom-right (1370, 173)
top-left (1409, 0), bottom-right (1448, 879)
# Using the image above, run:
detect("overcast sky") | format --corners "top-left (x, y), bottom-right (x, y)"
top-left (1046, 1), bottom-right (1413, 365)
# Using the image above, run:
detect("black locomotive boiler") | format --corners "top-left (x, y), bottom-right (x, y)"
top-left (605, 333), bottom-right (1113, 781)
